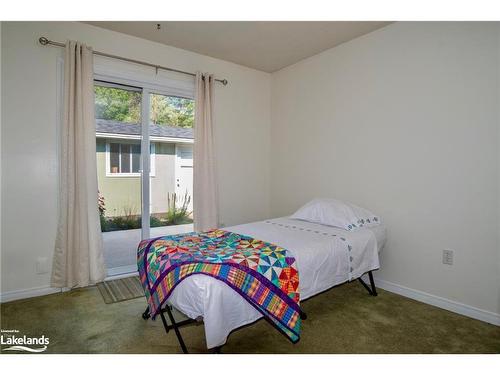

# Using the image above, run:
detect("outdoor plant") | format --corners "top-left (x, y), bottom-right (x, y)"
top-left (121, 204), bottom-right (139, 222)
top-left (98, 191), bottom-right (108, 231)
top-left (98, 191), bottom-right (106, 216)
top-left (150, 216), bottom-right (163, 228)
top-left (165, 191), bottom-right (192, 225)
top-left (108, 216), bottom-right (140, 231)
top-left (108, 204), bottom-right (140, 230)
top-left (99, 195), bottom-right (193, 232)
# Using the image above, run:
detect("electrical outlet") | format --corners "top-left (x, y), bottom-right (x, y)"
top-left (36, 257), bottom-right (49, 274)
top-left (442, 249), bottom-right (454, 265)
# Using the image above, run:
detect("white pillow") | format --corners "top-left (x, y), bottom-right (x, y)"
top-left (291, 198), bottom-right (380, 231)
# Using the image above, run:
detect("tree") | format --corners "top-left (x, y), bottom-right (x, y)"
top-left (95, 86), bottom-right (194, 128)
top-left (150, 94), bottom-right (194, 128)
top-left (94, 86), bottom-right (141, 123)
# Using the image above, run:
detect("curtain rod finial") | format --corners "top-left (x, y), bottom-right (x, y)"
top-left (39, 37), bottom-right (49, 45)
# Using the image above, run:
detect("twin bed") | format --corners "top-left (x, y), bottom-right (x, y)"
top-left (139, 200), bottom-right (386, 353)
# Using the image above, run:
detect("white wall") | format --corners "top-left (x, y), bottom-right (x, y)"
top-left (1, 22), bottom-right (271, 296)
top-left (271, 22), bottom-right (500, 316)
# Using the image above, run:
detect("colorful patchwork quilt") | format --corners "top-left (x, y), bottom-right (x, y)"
top-left (137, 229), bottom-right (302, 343)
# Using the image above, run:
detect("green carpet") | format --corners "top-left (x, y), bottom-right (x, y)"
top-left (1, 282), bottom-right (499, 354)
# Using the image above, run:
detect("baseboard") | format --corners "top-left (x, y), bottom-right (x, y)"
top-left (369, 276), bottom-right (500, 326)
top-left (107, 265), bottom-right (137, 277)
top-left (1, 268), bottom-right (139, 303)
top-left (0, 286), bottom-right (62, 303)
top-left (104, 271), bottom-right (139, 281)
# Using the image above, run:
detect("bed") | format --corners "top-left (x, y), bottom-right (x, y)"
top-left (140, 216), bottom-right (386, 353)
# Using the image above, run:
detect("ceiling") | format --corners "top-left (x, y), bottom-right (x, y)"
top-left (84, 21), bottom-right (391, 72)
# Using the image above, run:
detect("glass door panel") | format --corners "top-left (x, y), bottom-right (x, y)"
top-left (148, 93), bottom-right (194, 237)
top-left (94, 81), bottom-right (143, 276)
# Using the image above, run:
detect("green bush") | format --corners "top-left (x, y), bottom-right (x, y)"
top-left (100, 214), bottom-right (108, 231)
top-left (165, 192), bottom-right (192, 225)
top-left (109, 216), bottom-right (141, 231)
top-left (98, 191), bottom-right (106, 216)
top-left (150, 216), bottom-right (163, 228)
top-left (99, 194), bottom-right (193, 232)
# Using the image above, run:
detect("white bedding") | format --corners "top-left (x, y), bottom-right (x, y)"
top-left (168, 217), bottom-right (386, 348)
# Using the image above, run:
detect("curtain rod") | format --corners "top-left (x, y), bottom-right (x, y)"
top-left (38, 36), bottom-right (228, 86)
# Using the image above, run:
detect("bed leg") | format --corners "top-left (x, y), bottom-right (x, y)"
top-left (368, 271), bottom-right (378, 296)
top-left (159, 309), bottom-right (170, 334)
top-left (299, 310), bottom-right (308, 320)
top-left (142, 306), bottom-right (150, 320)
top-left (358, 271), bottom-right (378, 296)
top-left (161, 306), bottom-right (189, 354)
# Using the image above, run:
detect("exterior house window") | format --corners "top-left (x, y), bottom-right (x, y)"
top-left (106, 142), bottom-right (155, 177)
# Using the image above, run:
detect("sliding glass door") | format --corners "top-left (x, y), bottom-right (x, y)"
top-left (95, 80), bottom-right (194, 276)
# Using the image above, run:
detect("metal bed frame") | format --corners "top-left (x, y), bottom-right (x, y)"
top-left (141, 270), bottom-right (377, 354)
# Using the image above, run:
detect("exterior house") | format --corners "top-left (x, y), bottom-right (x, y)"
top-left (95, 119), bottom-right (193, 218)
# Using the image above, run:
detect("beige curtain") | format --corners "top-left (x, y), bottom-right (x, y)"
top-left (52, 41), bottom-right (106, 288)
top-left (193, 72), bottom-right (218, 231)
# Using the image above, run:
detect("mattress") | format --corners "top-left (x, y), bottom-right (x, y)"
top-left (168, 217), bottom-right (386, 348)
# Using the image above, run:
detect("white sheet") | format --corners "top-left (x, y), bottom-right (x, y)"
top-left (168, 217), bottom-right (386, 348)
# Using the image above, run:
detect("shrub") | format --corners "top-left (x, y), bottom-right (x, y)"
top-left (109, 215), bottom-right (140, 231)
top-left (98, 191), bottom-right (106, 216)
top-left (98, 191), bottom-right (107, 231)
top-left (99, 197), bottom-right (193, 233)
top-left (100, 214), bottom-right (108, 231)
top-left (165, 192), bottom-right (192, 225)
top-left (150, 216), bottom-right (163, 228)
